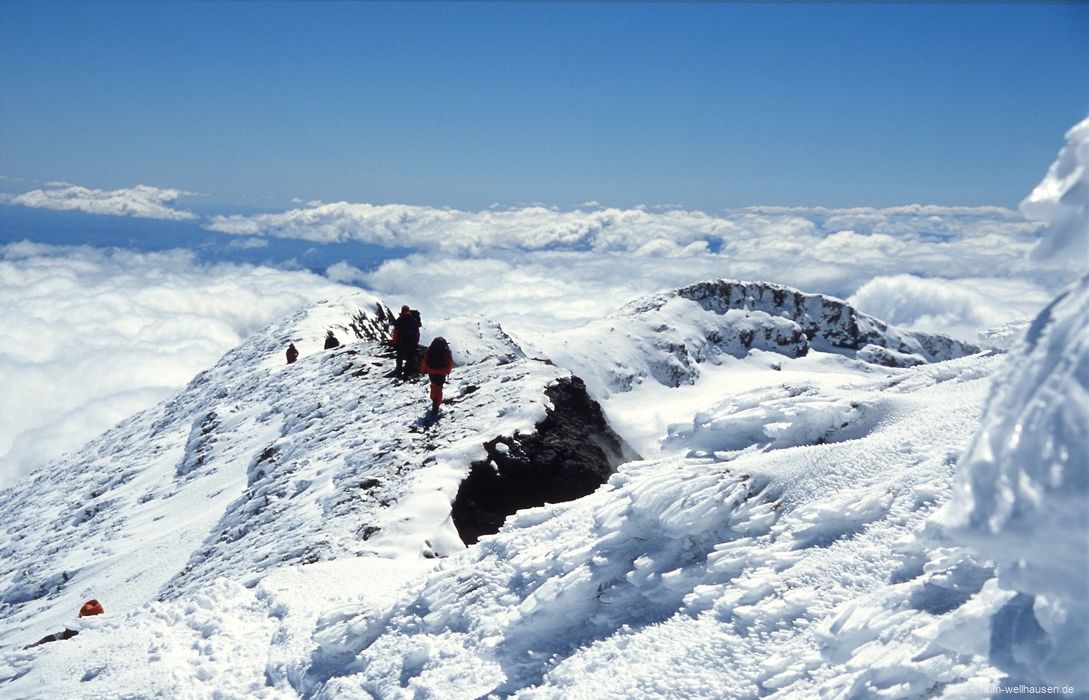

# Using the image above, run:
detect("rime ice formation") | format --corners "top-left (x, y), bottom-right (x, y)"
top-left (943, 275), bottom-right (1089, 689)
top-left (1022, 116), bottom-right (1089, 266)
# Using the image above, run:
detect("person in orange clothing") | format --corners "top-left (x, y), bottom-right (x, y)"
top-left (24, 599), bottom-right (104, 649)
top-left (419, 337), bottom-right (454, 415)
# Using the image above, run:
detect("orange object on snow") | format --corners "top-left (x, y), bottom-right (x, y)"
top-left (79, 599), bottom-right (104, 617)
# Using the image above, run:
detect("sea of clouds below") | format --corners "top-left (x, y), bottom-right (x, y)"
top-left (0, 243), bottom-right (360, 485)
top-left (1, 118), bottom-right (1085, 487)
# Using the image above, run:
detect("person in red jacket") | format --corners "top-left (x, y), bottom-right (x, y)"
top-left (285, 343), bottom-right (298, 364)
top-left (419, 337), bottom-right (453, 414)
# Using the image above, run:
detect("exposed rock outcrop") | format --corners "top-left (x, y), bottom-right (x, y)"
top-left (451, 376), bottom-right (638, 545)
top-left (543, 279), bottom-right (981, 395)
top-left (671, 280), bottom-right (979, 362)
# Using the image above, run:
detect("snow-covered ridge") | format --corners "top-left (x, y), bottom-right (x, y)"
top-left (542, 278), bottom-right (981, 396)
top-left (1, 274), bottom-right (1078, 698)
top-left (670, 279), bottom-right (980, 362)
top-left (0, 292), bottom-right (629, 653)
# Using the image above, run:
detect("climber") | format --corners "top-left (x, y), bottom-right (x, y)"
top-left (420, 337), bottom-right (454, 414)
top-left (324, 330), bottom-right (340, 350)
top-left (286, 342), bottom-right (299, 364)
top-left (391, 305), bottom-right (422, 379)
top-left (24, 599), bottom-right (104, 649)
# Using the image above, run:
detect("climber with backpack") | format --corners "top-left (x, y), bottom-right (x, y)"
top-left (391, 305), bottom-right (422, 379)
top-left (419, 337), bottom-right (454, 415)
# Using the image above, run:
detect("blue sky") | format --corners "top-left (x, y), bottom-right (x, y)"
top-left (1, 1), bottom-right (1087, 212)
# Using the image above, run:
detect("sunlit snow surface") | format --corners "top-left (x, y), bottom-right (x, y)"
top-left (0, 281), bottom-right (1029, 699)
top-left (301, 352), bottom-right (1002, 699)
top-left (0, 291), bottom-right (568, 697)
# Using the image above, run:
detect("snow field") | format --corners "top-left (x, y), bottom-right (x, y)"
top-left (3, 268), bottom-right (1085, 698)
top-left (1, 292), bottom-right (573, 696)
top-left (302, 352), bottom-right (1001, 697)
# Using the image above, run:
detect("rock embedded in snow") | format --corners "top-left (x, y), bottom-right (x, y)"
top-left (451, 375), bottom-right (639, 545)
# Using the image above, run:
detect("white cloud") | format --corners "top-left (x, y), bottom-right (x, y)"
top-left (362, 247), bottom-right (1061, 349)
top-left (0, 243), bottom-right (358, 485)
top-left (202, 200), bottom-right (1063, 286)
top-left (227, 237), bottom-right (269, 250)
top-left (325, 261), bottom-right (368, 284)
top-left (848, 275), bottom-right (1052, 342)
top-left (358, 199), bottom-right (1074, 349)
top-left (8, 182), bottom-right (198, 220)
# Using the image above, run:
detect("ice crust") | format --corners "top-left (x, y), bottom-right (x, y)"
top-left (941, 277), bottom-right (1089, 688)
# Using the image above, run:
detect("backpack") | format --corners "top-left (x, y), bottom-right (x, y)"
top-left (426, 338), bottom-right (449, 368)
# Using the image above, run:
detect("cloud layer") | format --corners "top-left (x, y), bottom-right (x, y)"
top-left (8, 182), bottom-right (198, 220)
top-left (205, 200), bottom-right (1045, 261)
top-left (216, 199), bottom-right (1082, 345)
top-left (0, 243), bottom-right (357, 485)
top-left (5, 112), bottom-right (1085, 487)
top-left (345, 198), bottom-right (1078, 348)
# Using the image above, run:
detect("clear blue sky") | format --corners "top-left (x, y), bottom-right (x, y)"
top-left (1, 1), bottom-right (1087, 211)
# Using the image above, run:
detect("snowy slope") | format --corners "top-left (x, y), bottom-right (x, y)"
top-left (293, 274), bottom-right (1085, 697)
top-left (0, 292), bottom-right (631, 696)
top-left (2, 272), bottom-right (1082, 699)
top-left (297, 351), bottom-right (1002, 698)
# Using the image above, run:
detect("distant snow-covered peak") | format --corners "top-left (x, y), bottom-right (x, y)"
top-left (540, 278), bottom-right (981, 396)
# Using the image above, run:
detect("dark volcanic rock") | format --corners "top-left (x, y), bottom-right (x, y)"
top-left (451, 376), bottom-right (638, 545)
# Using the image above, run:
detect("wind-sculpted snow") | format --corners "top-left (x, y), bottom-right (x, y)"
top-left (757, 278), bottom-right (1089, 698)
top-left (663, 382), bottom-right (879, 458)
top-left (939, 274), bottom-right (1089, 688)
top-left (1, 275), bottom-right (1068, 699)
top-left (300, 353), bottom-right (1002, 698)
top-left (541, 278), bottom-right (980, 396)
